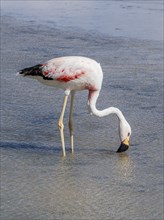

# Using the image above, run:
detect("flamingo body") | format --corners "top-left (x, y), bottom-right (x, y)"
top-left (18, 56), bottom-right (131, 156)
top-left (22, 56), bottom-right (103, 92)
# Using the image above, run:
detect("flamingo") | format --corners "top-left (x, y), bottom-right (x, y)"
top-left (18, 56), bottom-right (131, 156)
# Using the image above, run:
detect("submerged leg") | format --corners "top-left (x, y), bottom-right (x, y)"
top-left (58, 93), bottom-right (69, 157)
top-left (69, 91), bottom-right (75, 153)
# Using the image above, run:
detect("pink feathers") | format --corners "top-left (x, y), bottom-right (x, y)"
top-left (39, 56), bottom-right (103, 91)
top-left (42, 65), bottom-right (86, 83)
top-left (57, 71), bottom-right (85, 82)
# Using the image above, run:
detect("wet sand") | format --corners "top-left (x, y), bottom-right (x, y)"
top-left (1, 2), bottom-right (163, 220)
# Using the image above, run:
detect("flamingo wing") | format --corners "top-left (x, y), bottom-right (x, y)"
top-left (41, 57), bottom-right (94, 83)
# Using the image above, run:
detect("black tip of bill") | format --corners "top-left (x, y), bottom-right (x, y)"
top-left (116, 143), bottom-right (129, 153)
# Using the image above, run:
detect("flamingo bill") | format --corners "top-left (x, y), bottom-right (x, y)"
top-left (116, 137), bottom-right (130, 153)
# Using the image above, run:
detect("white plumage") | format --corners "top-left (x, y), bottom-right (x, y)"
top-left (18, 56), bottom-right (131, 156)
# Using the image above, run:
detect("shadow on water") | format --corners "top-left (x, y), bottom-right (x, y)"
top-left (0, 140), bottom-right (133, 166)
top-left (0, 140), bottom-right (123, 153)
top-left (0, 141), bottom-right (61, 153)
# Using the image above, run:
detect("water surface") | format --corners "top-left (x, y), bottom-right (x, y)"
top-left (1, 0), bottom-right (163, 41)
top-left (1, 1), bottom-right (163, 220)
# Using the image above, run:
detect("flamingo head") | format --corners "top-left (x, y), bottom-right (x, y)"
top-left (117, 120), bottom-right (131, 153)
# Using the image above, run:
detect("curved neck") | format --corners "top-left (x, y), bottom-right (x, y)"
top-left (88, 90), bottom-right (126, 122)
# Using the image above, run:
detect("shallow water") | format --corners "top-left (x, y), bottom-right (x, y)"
top-left (1, 0), bottom-right (163, 41)
top-left (1, 1), bottom-right (163, 220)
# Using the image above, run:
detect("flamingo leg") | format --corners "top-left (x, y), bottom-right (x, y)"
top-left (87, 91), bottom-right (93, 115)
top-left (69, 91), bottom-right (75, 153)
top-left (58, 94), bottom-right (69, 157)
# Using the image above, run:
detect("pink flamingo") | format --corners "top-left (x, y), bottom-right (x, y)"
top-left (18, 56), bottom-right (131, 156)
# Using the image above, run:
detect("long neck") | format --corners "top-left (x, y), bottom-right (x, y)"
top-left (89, 90), bottom-right (126, 122)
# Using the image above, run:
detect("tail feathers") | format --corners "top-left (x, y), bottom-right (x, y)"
top-left (18, 64), bottom-right (43, 77)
